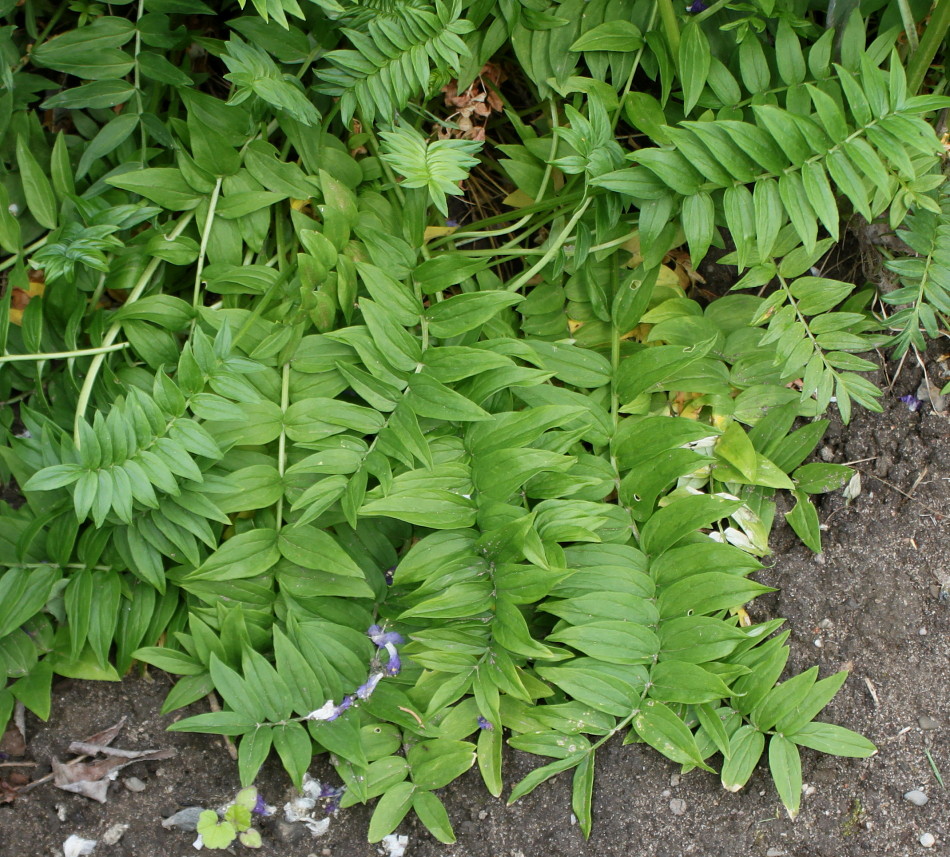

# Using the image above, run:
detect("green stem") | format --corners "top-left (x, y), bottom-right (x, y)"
top-left (612, 6), bottom-right (658, 131)
top-left (505, 198), bottom-right (593, 292)
top-left (13, 3), bottom-right (66, 73)
top-left (275, 362), bottom-right (291, 527)
top-left (0, 342), bottom-right (129, 364)
top-left (907, 0), bottom-right (950, 94)
top-left (73, 212), bottom-right (195, 445)
top-left (430, 100), bottom-right (563, 250)
top-left (691, 0), bottom-right (730, 25)
top-left (132, 0), bottom-right (147, 161)
top-left (0, 236), bottom-right (50, 274)
top-left (193, 178), bottom-right (222, 309)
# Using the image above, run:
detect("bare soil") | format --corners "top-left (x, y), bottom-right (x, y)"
top-left (2, 360), bottom-right (949, 857)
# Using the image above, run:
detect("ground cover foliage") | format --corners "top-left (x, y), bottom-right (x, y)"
top-left (0, 0), bottom-right (947, 842)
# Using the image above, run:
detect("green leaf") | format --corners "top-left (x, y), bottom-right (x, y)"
top-left (769, 735), bottom-right (803, 819)
top-left (197, 810), bottom-right (237, 849)
top-left (572, 751), bottom-right (595, 839)
top-left (412, 790), bottom-right (456, 844)
top-left (508, 755), bottom-right (584, 804)
top-left (633, 700), bottom-right (713, 771)
top-left (640, 494), bottom-right (744, 557)
top-left (407, 373), bottom-right (490, 421)
top-left (185, 529), bottom-right (279, 581)
top-left (42, 80), bottom-right (136, 110)
top-left (106, 168), bottom-right (202, 210)
top-left (272, 722), bottom-right (313, 790)
top-left (477, 724), bottom-right (503, 797)
top-left (16, 136), bottom-right (58, 230)
top-left (278, 525), bottom-right (365, 577)
top-left (679, 23), bottom-right (710, 115)
top-left (789, 722), bottom-right (877, 758)
top-left (424, 292), bottom-right (522, 338)
top-left (368, 781), bottom-right (416, 842)
top-left (570, 21), bottom-right (642, 52)
top-left (11, 660), bottom-right (53, 721)
top-left (785, 490), bottom-right (821, 552)
top-left (547, 621), bottom-right (659, 664)
top-left (647, 661), bottom-right (733, 705)
top-left (774, 670), bottom-right (849, 736)
top-left (362, 490), bottom-right (477, 529)
top-left (720, 724), bottom-right (765, 791)
top-left (658, 572), bottom-right (774, 620)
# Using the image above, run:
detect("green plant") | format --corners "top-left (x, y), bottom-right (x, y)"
top-left (0, 0), bottom-right (946, 843)
top-left (196, 787), bottom-right (264, 849)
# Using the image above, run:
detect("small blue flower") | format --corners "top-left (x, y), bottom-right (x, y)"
top-left (330, 695), bottom-right (354, 720)
top-left (252, 794), bottom-right (270, 816)
top-left (686, 0), bottom-right (707, 11)
top-left (384, 644), bottom-right (401, 676)
top-left (477, 716), bottom-right (494, 731)
top-left (356, 672), bottom-right (383, 700)
top-left (367, 624), bottom-right (404, 647)
top-left (900, 393), bottom-right (923, 412)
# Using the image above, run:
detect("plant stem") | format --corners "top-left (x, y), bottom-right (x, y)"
top-left (505, 198), bottom-right (593, 292)
top-left (0, 236), bottom-right (50, 274)
top-left (73, 212), bottom-right (195, 445)
top-left (275, 362), bottom-right (290, 528)
top-left (0, 342), bottom-right (129, 364)
top-left (193, 178), bottom-right (222, 309)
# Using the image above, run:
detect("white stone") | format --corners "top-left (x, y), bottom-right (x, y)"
top-left (920, 832), bottom-right (936, 848)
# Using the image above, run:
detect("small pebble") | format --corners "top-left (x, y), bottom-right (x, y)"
top-left (813, 638), bottom-right (823, 648)
top-left (123, 776), bottom-right (146, 793)
top-left (904, 789), bottom-right (929, 806)
top-left (818, 618), bottom-right (834, 630)
top-left (920, 832), bottom-right (936, 848)
top-left (669, 798), bottom-right (686, 816)
top-left (478, 810), bottom-right (488, 820)
top-left (670, 773), bottom-right (680, 787)
top-left (101, 824), bottom-right (128, 846)
top-left (919, 716), bottom-right (941, 731)
top-left (766, 849), bottom-right (787, 857)
top-left (802, 784), bottom-right (816, 797)
top-left (919, 627), bottom-right (928, 635)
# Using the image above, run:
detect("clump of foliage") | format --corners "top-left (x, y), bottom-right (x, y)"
top-left (0, 0), bottom-right (947, 842)
top-left (197, 786), bottom-right (264, 849)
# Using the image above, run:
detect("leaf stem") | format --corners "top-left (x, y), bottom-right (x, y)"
top-left (193, 178), bottom-right (222, 309)
top-left (0, 342), bottom-right (130, 364)
top-left (505, 197), bottom-right (592, 292)
top-left (73, 212), bottom-right (195, 445)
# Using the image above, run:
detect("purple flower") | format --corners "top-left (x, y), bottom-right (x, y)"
top-left (477, 716), bottom-right (494, 731)
top-left (332, 695), bottom-right (354, 718)
top-left (356, 672), bottom-right (383, 700)
top-left (252, 794), bottom-right (270, 816)
top-left (446, 219), bottom-right (459, 228)
top-left (367, 625), bottom-right (404, 647)
top-left (686, 0), bottom-right (707, 10)
top-left (384, 645), bottom-right (401, 676)
top-left (900, 393), bottom-right (923, 412)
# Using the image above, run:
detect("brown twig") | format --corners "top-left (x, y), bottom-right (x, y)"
top-left (0, 761), bottom-right (37, 767)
